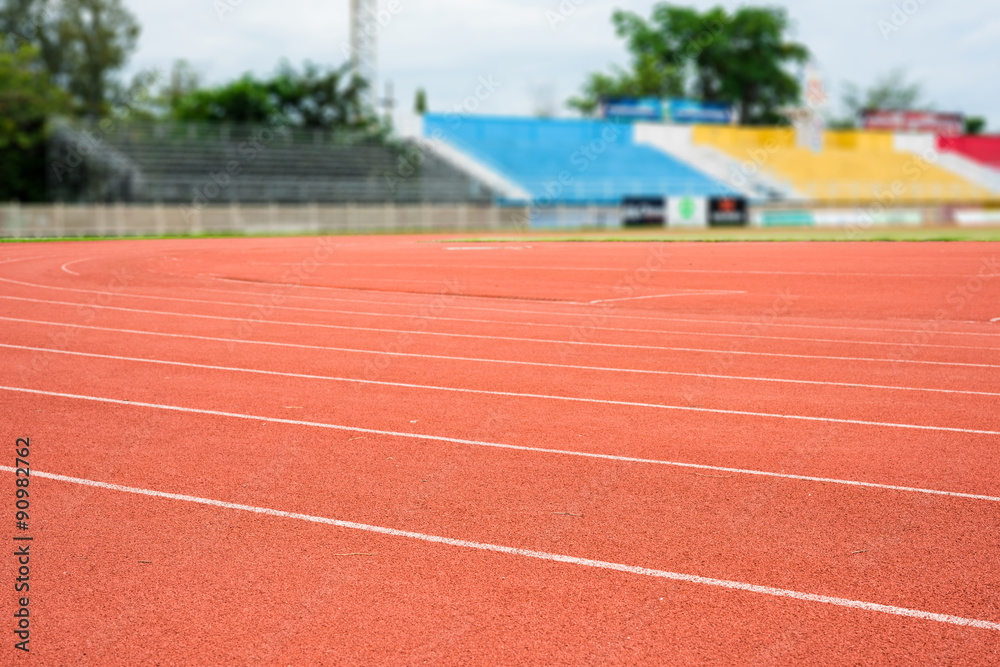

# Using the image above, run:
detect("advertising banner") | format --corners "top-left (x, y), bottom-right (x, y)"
top-left (708, 197), bottom-right (749, 226)
top-left (621, 196), bottom-right (666, 226)
top-left (954, 209), bottom-right (1000, 227)
top-left (599, 98), bottom-right (663, 122)
top-left (861, 110), bottom-right (964, 135)
top-left (666, 196), bottom-right (708, 227)
top-left (665, 99), bottom-right (736, 125)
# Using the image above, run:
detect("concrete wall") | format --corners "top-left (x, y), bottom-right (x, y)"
top-left (0, 203), bottom-right (529, 239)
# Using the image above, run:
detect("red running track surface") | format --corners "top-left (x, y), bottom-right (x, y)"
top-left (1, 236), bottom-right (999, 664)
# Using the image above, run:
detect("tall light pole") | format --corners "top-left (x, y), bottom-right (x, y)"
top-left (349, 0), bottom-right (379, 110)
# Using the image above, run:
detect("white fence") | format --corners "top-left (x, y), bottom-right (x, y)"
top-left (0, 203), bottom-right (529, 239)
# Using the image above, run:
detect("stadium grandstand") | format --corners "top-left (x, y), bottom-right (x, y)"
top-left (691, 126), bottom-right (999, 202)
top-left (47, 120), bottom-right (496, 205)
top-left (28, 111), bottom-right (1000, 234)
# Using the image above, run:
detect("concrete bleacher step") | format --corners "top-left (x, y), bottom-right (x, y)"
top-left (421, 114), bottom-right (737, 204)
top-left (53, 122), bottom-right (496, 204)
top-left (894, 134), bottom-right (1000, 194)
top-left (633, 124), bottom-right (800, 200)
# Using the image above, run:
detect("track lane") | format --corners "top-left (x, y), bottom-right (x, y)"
top-left (6, 394), bottom-right (1000, 631)
top-left (24, 469), bottom-right (1000, 665)
top-left (4, 236), bottom-right (1000, 665)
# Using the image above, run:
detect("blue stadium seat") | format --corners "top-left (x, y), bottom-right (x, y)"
top-left (424, 114), bottom-right (735, 204)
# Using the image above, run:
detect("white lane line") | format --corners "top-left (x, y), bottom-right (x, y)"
top-left (6, 343), bottom-right (997, 436)
top-left (4, 385), bottom-right (1000, 504)
top-left (4, 272), bottom-right (999, 342)
top-left (992, 317), bottom-right (1000, 323)
top-left (3, 465), bottom-right (997, 631)
top-left (588, 291), bottom-right (746, 304)
top-left (4, 295), bottom-right (998, 369)
top-left (205, 277), bottom-right (1000, 339)
top-left (5, 316), bottom-right (1000, 398)
top-left (239, 261), bottom-right (988, 279)
top-left (1, 275), bottom-right (989, 351)
top-left (60, 258), bottom-right (93, 276)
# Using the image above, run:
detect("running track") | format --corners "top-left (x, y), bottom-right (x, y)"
top-left (2, 236), bottom-right (999, 664)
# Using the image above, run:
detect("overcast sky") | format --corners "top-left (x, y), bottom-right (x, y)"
top-left (124, 0), bottom-right (1000, 130)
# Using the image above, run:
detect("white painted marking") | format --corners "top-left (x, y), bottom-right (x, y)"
top-left (4, 270), bottom-right (997, 341)
top-left (5, 343), bottom-right (997, 436)
top-left (60, 258), bottom-right (93, 276)
top-left (207, 277), bottom-right (1000, 339)
top-left (991, 317), bottom-right (1000, 323)
top-left (239, 260), bottom-right (986, 279)
top-left (588, 291), bottom-right (746, 304)
top-left (4, 295), bottom-right (998, 369)
top-left (5, 316), bottom-right (999, 398)
top-left (3, 464), bottom-right (998, 631)
top-left (1, 274), bottom-right (989, 351)
top-left (3, 385), bottom-right (1000, 503)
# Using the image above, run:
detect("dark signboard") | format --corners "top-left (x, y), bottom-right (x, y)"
top-left (708, 196), bottom-right (748, 226)
top-left (622, 196), bottom-right (666, 226)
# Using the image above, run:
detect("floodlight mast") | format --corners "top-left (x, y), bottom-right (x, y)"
top-left (349, 0), bottom-right (379, 110)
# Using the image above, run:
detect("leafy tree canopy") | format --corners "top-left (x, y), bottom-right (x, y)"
top-left (570, 4), bottom-right (810, 125)
top-left (0, 44), bottom-right (70, 200)
top-left (169, 61), bottom-right (380, 132)
top-left (2, 0), bottom-right (140, 116)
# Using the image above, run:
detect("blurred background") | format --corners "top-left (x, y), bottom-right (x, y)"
top-left (1, 0), bottom-right (999, 236)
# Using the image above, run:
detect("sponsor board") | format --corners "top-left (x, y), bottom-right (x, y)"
top-left (667, 196), bottom-right (708, 228)
top-left (600, 98), bottom-right (663, 122)
top-left (708, 197), bottom-right (748, 226)
top-left (753, 210), bottom-right (815, 227)
top-left (665, 99), bottom-right (736, 125)
top-left (753, 209), bottom-right (925, 228)
top-left (621, 196), bottom-right (666, 226)
top-left (861, 110), bottom-right (964, 135)
top-left (954, 209), bottom-right (1000, 227)
top-left (812, 210), bottom-right (924, 227)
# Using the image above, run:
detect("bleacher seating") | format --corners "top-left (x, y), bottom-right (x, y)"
top-left (423, 114), bottom-right (736, 204)
top-left (50, 121), bottom-right (495, 204)
top-left (694, 126), bottom-right (995, 202)
top-left (937, 136), bottom-right (1000, 170)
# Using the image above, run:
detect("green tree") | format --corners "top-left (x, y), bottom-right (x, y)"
top-left (832, 69), bottom-right (929, 128)
top-left (0, 44), bottom-right (70, 201)
top-left (843, 69), bottom-right (924, 114)
top-left (169, 61), bottom-right (380, 131)
top-left (568, 53), bottom-right (682, 115)
top-left (1, 0), bottom-right (140, 116)
top-left (170, 74), bottom-right (277, 124)
top-left (571, 4), bottom-right (809, 124)
top-left (414, 87), bottom-right (427, 115)
top-left (964, 117), bottom-right (986, 135)
top-left (269, 61), bottom-right (374, 129)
